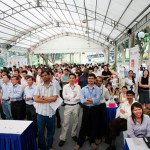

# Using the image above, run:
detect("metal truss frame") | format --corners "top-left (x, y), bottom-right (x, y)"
top-left (30, 32), bottom-right (108, 51)
top-left (0, 0), bottom-right (127, 47)
top-left (116, 7), bottom-right (150, 45)
top-left (0, 0), bottom-right (149, 50)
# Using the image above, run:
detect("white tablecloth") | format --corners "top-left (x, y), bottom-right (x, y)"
top-left (126, 138), bottom-right (149, 150)
top-left (0, 120), bottom-right (32, 134)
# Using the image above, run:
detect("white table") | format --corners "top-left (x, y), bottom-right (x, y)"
top-left (0, 120), bottom-right (37, 150)
top-left (124, 138), bottom-right (149, 150)
top-left (0, 120), bottom-right (32, 134)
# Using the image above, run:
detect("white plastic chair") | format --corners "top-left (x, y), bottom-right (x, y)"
top-left (123, 131), bottom-right (127, 143)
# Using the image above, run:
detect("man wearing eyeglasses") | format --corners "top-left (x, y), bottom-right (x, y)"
top-left (74, 73), bottom-right (101, 150)
top-left (10, 76), bottom-right (25, 120)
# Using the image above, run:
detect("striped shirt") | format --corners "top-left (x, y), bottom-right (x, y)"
top-left (34, 82), bottom-right (58, 117)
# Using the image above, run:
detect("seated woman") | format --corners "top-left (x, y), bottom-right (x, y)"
top-left (119, 86), bottom-right (128, 104)
top-left (125, 70), bottom-right (136, 93)
top-left (106, 82), bottom-right (114, 96)
top-left (127, 102), bottom-right (150, 138)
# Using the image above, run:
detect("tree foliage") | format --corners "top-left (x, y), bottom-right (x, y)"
top-left (135, 27), bottom-right (150, 65)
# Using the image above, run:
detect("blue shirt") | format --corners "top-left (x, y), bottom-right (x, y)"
top-left (1, 81), bottom-right (13, 100)
top-left (79, 75), bottom-right (88, 88)
top-left (24, 84), bottom-right (36, 105)
top-left (61, 74), bottom-right (69, 87)
top-left (0, 78), bottom-right (3, 87)
top-left (10, 84), bottom-right (23, 101)
top-left (81, 84), bottom-right (101, 106)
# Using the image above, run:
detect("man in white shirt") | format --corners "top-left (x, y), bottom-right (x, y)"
top-left (27, 67), bottom-right (32, 76)
top-left (93, 66), bottom-right (101, 77)
top-left (106, 90), bottom-right (135, 150)
top-left (58, 73), bottom-right (81, 147)
top-left (36, 68), bottom-right (42, 85)
top-left (96, 76), bottom-right (110, 144)
top-left (21, 70), bottom-right (28, 89)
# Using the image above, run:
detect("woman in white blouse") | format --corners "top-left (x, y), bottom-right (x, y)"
top-left (119, 86), bottom-right (127, 104)
top-left (127, 102), bottom-right (150, 138)
top-left (125, 70), bottom-right (136, 93)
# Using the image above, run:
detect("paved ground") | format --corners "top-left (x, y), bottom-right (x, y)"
top-left (0, 106), bottom-right (124, 150)
top-left (52, 106), bottom-right (124, 150)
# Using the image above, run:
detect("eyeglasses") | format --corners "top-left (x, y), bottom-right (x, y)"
top-left (41, 74), bottom-right (48, 77)
top-left (97, 80), bottom-right (102, 82)
top-left (88, 78), bottom-right (94, 80)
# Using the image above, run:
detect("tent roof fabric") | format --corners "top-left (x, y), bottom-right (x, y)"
top-left (0, 0), bottom-right (150, 51)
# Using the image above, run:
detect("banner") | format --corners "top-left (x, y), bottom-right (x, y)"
top-left (130, 45), bottom-right (139, 77)
top-left (7, 56), bottom-right (27, 68)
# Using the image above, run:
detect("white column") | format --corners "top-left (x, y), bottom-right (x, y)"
top-left (129, 33), bottom-right (135, 67)
top-left (114, 44), bottom-right (117, 71)
top-left (27, 50), bottom-right (30, 65)
top-left (107, 48), bottom-right (110, 64)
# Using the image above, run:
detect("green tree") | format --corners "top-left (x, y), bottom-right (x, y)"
top-left (135, 28), bottom-right (150, 65)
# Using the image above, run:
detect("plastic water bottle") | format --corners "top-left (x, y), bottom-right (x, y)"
top-left (110, 94), bottom-right (114, 102)
top-left (109, 94), bottom-right (116, 107)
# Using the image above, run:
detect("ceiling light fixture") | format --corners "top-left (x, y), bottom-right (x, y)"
top-left (82, 19), bottom-right (94, 23)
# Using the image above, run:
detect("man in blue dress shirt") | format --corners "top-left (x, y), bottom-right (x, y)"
top-left (61, 69), bottom-right (69, 87)
top-left (24, 75), bottom-right (37, 136)
top-left (74, 73), bottom-right (101, 150)
top-left (10, 76), bottom-right (25, 120)
top-left (1, 74), bottom-right (13, 119)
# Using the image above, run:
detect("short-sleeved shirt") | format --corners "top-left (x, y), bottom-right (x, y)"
top-left (102, 70), bottom-right (112, 81)
top-left (24, 84), bottom-right (36, 105)
top-left (34, 82), bottom-right (58, 117)
top-left (61, 74), bottom-right (69, 87)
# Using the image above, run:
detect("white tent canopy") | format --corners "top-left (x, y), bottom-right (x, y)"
top-left (33, 35), bottom-right (105, 53)
top-left (0, 0), bottom-right (150, 52)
